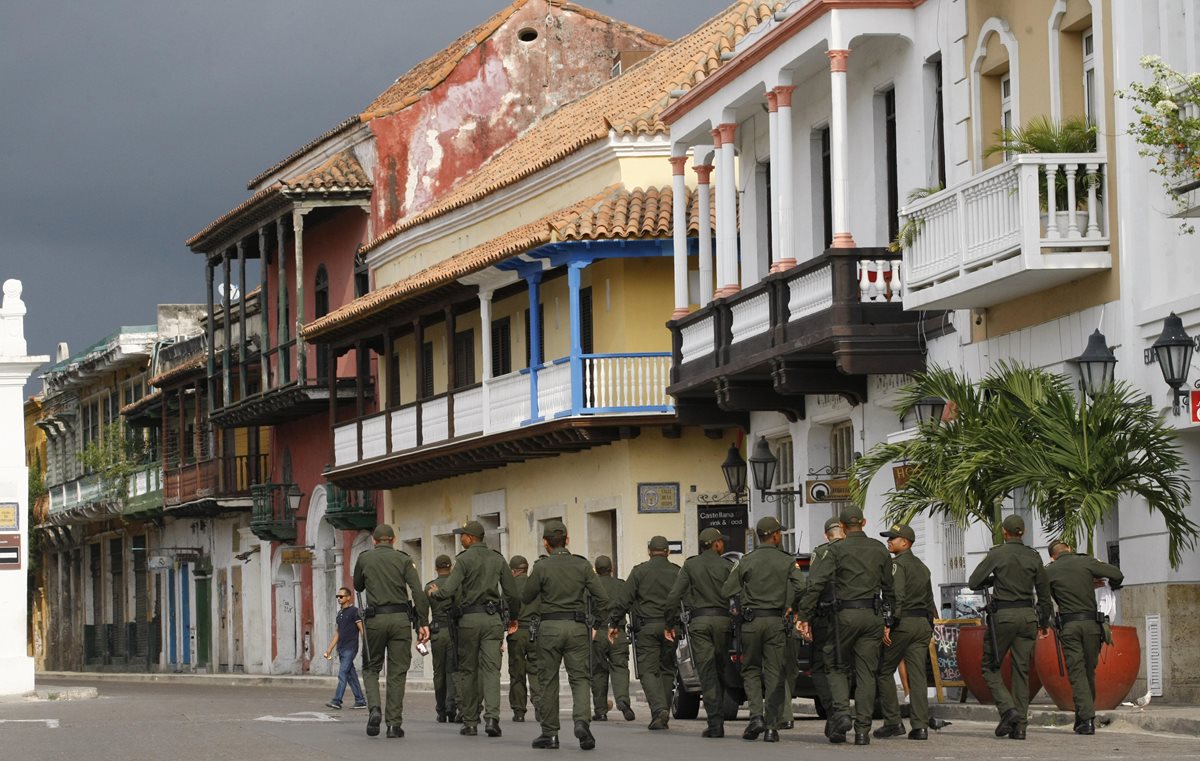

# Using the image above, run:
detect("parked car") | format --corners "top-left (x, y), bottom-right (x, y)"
top-left (671, 552), bottom-right (825, 721)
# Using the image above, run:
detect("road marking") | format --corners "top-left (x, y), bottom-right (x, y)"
top-left (255, 712), bottom-right (338, 723)
top-left (0, 719), bottom-right (59, 728)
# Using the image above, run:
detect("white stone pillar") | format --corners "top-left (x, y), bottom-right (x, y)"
top-left (827, 50), bottom-right (856, 248)
top-left (670, 155), bottom-right (690, 319)
top-left (773, 85), bottom-right (797, 269)
top-left (695, 163), bottom-right (714, 306)
top-left (479, 290), bottom-right (494, 381)
top-left (715, 123), bottom-right (740, 296)
top-left (0, 279), bottom-right (49, 696)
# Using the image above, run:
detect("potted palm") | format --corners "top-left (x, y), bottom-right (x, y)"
top-left (851, 362), bottom-right (1198, 708)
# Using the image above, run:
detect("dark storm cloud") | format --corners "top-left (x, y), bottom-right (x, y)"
top-left (0, 0), bottom-right (731, 393)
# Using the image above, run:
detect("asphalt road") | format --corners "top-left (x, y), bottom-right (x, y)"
top-left (2, 680), bottom-right (1198, 761)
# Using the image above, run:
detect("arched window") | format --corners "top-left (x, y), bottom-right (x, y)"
top-left (315, 266), bottom-right (330, 382)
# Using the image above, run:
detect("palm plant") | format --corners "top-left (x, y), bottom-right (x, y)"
top-left (850, 362), bottom-right (1198, 566)
top-left (983, 115), bottom-right (1100, 212)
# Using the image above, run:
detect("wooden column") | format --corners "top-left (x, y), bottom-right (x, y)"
top-left (237, 240), bottom-right (248, 400)
top-left (445, 306), bottom-right (456, 439)
top-left (383, 328), bottom-right (394, 455)
top-left (221, 252), bottom-right (233, 407)
top-left (292, 209), bottom-right (307, 384)
top-left (414, 319), bottom-right (424, 446)
top-left (258, 227), bottom-right (269, 392)
top-left (205, 260), bottom-right (216, 413)
top-left (355, 340), bottom-right (365, 462)
top-left (276, 218), bottom-right (288, 385)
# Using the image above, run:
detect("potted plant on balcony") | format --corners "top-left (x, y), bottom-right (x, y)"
top-left (850, 362), bottom-right (1198, 708)
top-left (889, 184), bottom-right (944, 252)
top-left (984, 115), bottom-right (1100, 237)
top-left (1120, 55), bottom-right (1200, 233)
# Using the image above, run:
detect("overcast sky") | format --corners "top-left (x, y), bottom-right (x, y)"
top-left (0, 0), bottom-right (731, 395)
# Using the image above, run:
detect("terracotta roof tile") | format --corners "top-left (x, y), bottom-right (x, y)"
top-left (305, 184), bottom-right (711, 342)
top-left (120, 388), bottom-right (162, 418)
top-left (246, 115), bottom-right (360, 190)
top-left (361, 2), bottom-right (763, 254)
top-left (280, 149), bottom-right (372, 194)
top-left (186, 182), bottom-right (288, 251)
top-left (149, 354), bottom-right (207, 388)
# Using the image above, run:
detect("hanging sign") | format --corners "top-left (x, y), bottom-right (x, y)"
top-left (892, 464), bottom-right (914, 489)
top-left (1190, 390), bottom-right (1200, 424)
top-left (0, 535), bottom-right (21, 569)
top-left (805, 478), bottom-right (850, 503)
top-left (281, 548), bottom-right (313, 565)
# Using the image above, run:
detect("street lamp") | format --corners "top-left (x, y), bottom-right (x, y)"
top-left (721, 443), bottom-right (747, 498)
top-left (1072, 329), bottom-right (1117, 398)
top-left (286, 483), bottom-right (304, 517)
top-left (913, 396), bottom-right (948, 426)
top-left (1152, 312), bottom-right (1194, 415)
top-left (747, 436), bottom-right (803, 502)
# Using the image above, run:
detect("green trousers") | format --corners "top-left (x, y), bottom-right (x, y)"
top-left (363, 612), bottom-right (412, 727)
top-left (1061, 619), bottom-right (1104, 721)
top-left (536, 619), bottom-right (591, 736)
top-left (740, 616), bottom-right (787, 729)
top-left (689, 616), bottom-right (731, 727)
top-left (781, 630), bottom-right (798, 722)
top-left (982, 608), bottom-right (1038, 730)
top-left (430, 623), bottom-right (459, 717)
top-left (591, 628), bottom-right (631, 713)
top-left (825, 608), bottom-right (883, 733)
top-left (634, 625), bottom-right (676, 717)
top-left (877, 617), bottom-right (933, 727)
top-left (508, 627), bottom-right (542, 718)
top-left (456, 612), bottom-right (504, 727)
top-left (810, 617), bottom-right (834, 715)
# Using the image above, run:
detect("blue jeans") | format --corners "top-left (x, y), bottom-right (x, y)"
top-left (333, 648), bottom-right (366, 705)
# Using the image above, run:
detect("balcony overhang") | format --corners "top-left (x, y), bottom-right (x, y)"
top-left (325, 416), bottom-right (658, 490)
top-left (210, 381), bottom-right (360, 427)
top-left (163, 496), bottom-right (254, 518)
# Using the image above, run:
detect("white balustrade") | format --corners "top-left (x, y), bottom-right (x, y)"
top-left (361, 413), bottom-right (388, 459)
top-left (484, 370), bottom-right (530, 434)
top-left (858, 258), bottom-right (901, 302)
top-left (537, 362), bottom-right (572, 418)
top-left (584, 354), bottom-right (671, 410)
top-left (390, 406), bottom-right (418, 451)
top-left (422, 396), bottom-right (450, 444)
top-left (679, 315), bottom-right (715, 363)
top-left (333, 422), bottom-right (357, 466)
top-left (787, 264), bottom-right (832, 321)
top-left (729, 291), bottom-right (771, 344)
top-left (454, 386), bottom-right (484, 436)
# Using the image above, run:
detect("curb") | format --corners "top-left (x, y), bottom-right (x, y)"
top-left (928, 701), bottom-right (1200, 737)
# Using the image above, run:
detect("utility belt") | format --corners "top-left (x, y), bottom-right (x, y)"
top-left (430, 616), bottom-right (449, 634)
top-left (839, 598), bottom-right (878, 610)
top-left (460, 602), bottom-right (502, 616)
top-left (364, 603), bottom-right (410, 618)
top-left (633, 615), bottom-right (665, 631)
top-left (1059, 611), bottom-right (1105, 625)
top-left (741, 607), bottom-right (783, 622)
top-left (991, 599), bottom-right (1033, 610)
top-left (540, 611), bottom-right (587, 623)
top-left (689, 607), bottom-right (731, 618)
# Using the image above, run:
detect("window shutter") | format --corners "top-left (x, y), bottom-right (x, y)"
top-left (421, 341), bottom-right (434, 399)
top-left (491, 317), bottom-right (511, 377)
top-left (579, 287), bottom-right (594, 355)
top-left (454, 329), bottom-right (475, 389)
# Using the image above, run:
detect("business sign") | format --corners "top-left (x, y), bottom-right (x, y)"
top-left (1191, 390), bottom-right (1200, 424)
top-left (637, 482), bottom-right (680, 514)
top-left (280, 548), bottom-right (313, 565)
top-left (0, 502), bottom-right (18, 532)
top-left (892, 464), bottom-right (914, 489)
top-left (0, 535), bottom-right (21, 569)
top-left (805, 478), bottom-right (850, 503)
top-left (697, 504), bottom-right (748, 554)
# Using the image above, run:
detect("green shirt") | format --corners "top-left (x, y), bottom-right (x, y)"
top-left (807, 539), bottom-right (841, 603)
top-left (721, 543), bottom-right (803, 612)
top-left (968, 538), bottom-right (1053, 623)
top-left (522, 548), bottom-right (611, 620)
top-left (615, 555), bottom-right (681, 621)
top-left (512, 574), bottom-right (539, 624)
top-left (425, 576), bottom-right (456, 620)
top-left (431, 542), bottom-right (519, 617)
top-left (1045, 553), bottom-right (1123, 615)
top-left (353, 544), bottom-right (431, 625)
top-left (891, 548), bottom-right (936, 617)
top-left (663, 548), bottom-right (733, 625)
top-left (797, 531), bottom-right (894, 621)
top-left (596, 575), bottom-right (628, 624)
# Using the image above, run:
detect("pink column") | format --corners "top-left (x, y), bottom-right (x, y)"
top-left (670, 155), bottom-right (690, 319)
top-left (715, 122), bottom-right (740, 296)
top-left (827, 49), bottom-right (856, 249)
top-left (694, 163), bottom-right (714, 306)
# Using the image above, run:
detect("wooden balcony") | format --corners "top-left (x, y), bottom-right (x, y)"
top-left (324, 484), bottom-right (377, 530)
top-left (668, 249), bottom-right (928, 411)
top-left (901, 153), bottom-right (1111, 310)
top-left (163, 454), bottom-right (269, 516)
top-left (327, 352), bottom-right (673, 489)
top-left (250, 483), bottom-right (299, 543)
top-left (209, 379), bottom-right (361, 428)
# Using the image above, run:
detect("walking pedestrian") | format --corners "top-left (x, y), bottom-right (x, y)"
top-left (808, 516), bottom-right (844, 720)
top-left (591, 555), bottom-right (635, 722)
top-left (322, 586), bottom-right (368, 710)
top-left (613, 536), bottom-right (680, 730)
top-left (425, 554), bottom-right (460, 723)
top-left (967, 514), bottom-right (1053, 740)
top-left (508, 554), bottom-right (543, 723)
top-left (353, 523), bottom-right (431, 738)
top-left (1045, 540), bottom-right (1123, 735)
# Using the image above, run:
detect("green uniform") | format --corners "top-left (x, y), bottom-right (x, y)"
top-left (522, 548), bottom-right (611, 737)
top-left (796, 531), bottom-right (895, 735)
top-left (721, 543), bottom-right (803, 730)
top-left (613, 555), bottom-right (681, 719)
top-left (353, 545), bottom-right (430, 729)
top-left (806, 540), bottom-right (840, 716)
top-left (591, 574), bottom-right (631, 717)
top-left (431, 542), bottom-right (519, 730)
top-left (508, 573), bottom-right (542, 720)
top-left (876, 548), bottom-right (936, 729)
top-left (664, 548), bottom-right (734, 730)
top-left (1045, 553), bottom-right (1123, 722)
top-left (968, 539), bottom-right (1053, 732)
top-left (425, 577), bottom-right (460, 720)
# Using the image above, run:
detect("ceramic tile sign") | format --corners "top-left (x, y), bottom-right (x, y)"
top-left (0, 503), bottom-right (17, 532)
top-left (637, 482), bottom-right (680, 514)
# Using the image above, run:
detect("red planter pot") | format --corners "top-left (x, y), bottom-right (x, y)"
top-left (956, 625), bottom-right (1043, 704)
top-left (1035, 625), bottom-right (1141, 711)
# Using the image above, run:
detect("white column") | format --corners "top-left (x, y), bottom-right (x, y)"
top-left (766, 90), bottom-right (781, 270)
top-left (479, 290), bottom-right (494, 381)
top-left (774, 85), bottom-right (798, 269)
top-left (709, 128), bottom-right (725, 298)
top-left (828, 49), bottom-right (856, 248)
top-left (695, 163), bottom-right (714, 306)
top-left (670, 155), bottom-right (690, 319)
top-left (0, 279), bottom-right (49, 696)
top-left (715, 122), bottom-right (740, 296)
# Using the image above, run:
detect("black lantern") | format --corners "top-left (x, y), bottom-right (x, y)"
top-left (914, 396), bottom-right (948, 426)
top-left (748, 436), bottom-right (779, 494)
top-left (287, 483), bottom-right (304, 514)
top-left (1073, 329), bottom-right (1117, 398)
top-left (721, 443), bottom-right (747, 496)
top-left (1153, 312), bottom-right (1194, 415)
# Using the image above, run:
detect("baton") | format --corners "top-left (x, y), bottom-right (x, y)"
top-left (356, 592), bottom-right (372, 672)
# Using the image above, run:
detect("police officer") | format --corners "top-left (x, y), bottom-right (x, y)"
top-left (721, 516), bottom-right (803, 743)
top-left (967, 514), bottom-right (1053, 740)
top-left (352, 523), bottom-right (431, 738)
top-left (795, 506), bottom-right (894, 746)
top-left (664, 527), bottom-right (733, 738)
top-left (591, 555), bottom-right (635, 723)
top-left (507, 555), bottom-right (542, 723)
top-left (425, 554), bottom-right (460, 723)
top-left (428, 520), bottom-right (519, 738)
top-left (523, 519), bottom-right (611, 750)
top-left (808, 516), bottom-right (844, 720)
top-left (613, 535), bottom-right (681, 730)
top-left (1045, 540), bottom-right (1124, 735)
top-left (873, 523), bottom-right (937, 740)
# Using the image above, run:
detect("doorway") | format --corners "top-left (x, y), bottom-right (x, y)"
top-left (586, 510), bottom-right (617, 574)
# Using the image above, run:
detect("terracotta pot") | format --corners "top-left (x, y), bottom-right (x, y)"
top-left (1035, 625), bottom-right (1141, 711)
top-left (956, 625), bottom-right (1043, 704)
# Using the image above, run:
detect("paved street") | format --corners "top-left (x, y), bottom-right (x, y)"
top-left (2, 680), bottom-right (1198, 761)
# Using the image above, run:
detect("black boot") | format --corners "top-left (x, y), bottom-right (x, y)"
top-left (995, 708), bottom-right (1019, 737)
top-left (873, 723), bottom-right (906, 739)
top-left (828, 713), bottom-right (852, 744)
top-left (531, 734), bottom-right (560, 749)
top-left (513, 712), bottom-right (525, 723)
top-left (908, 727), bottom-right (928, 740)
top-left (854, 732), bottom-right (870, 745)
top-left (763, 729), bottom-right (780, 743)
top-left (485, 718), bottom-right (501, 737)
top-left (437, 710), bottom-right (447, 723)
top-left (1074, 718), bottom-right (1095, 735)
top-left (574, 720), bottom-right (596, 751)
top-left (742, 715), bottom-right (765, 740)
top-left (648, 710), bottom-right (669, 730)
top-left (617, 700), bottom-right (636, 722)
top-left (386, 725), bottom-right (405, 738)
top-left (366, 706), bottom-right (382, 737)
top-left (1009, 726), bottom-right (1027, 740)
top-left (702, 721), bottom-right (724, 738)
top-left (460, 724), bottom-right (478, 736)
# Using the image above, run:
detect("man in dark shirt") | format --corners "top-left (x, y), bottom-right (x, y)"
top-left (322, 586), bottom-right (367, 710)
top-left (613, 536), bottom-right (681, 730)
